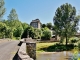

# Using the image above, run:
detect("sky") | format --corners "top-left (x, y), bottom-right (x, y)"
top-left (4, 0), bottom-right (80, 25)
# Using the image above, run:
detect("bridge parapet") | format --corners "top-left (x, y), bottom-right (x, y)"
top-left (18, 38), bottom-right (36, 60)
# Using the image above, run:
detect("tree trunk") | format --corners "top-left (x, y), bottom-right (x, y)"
top-left (66, 33), bottom-right (67, 46)
top-left (65, 29), bottom-right (68, 50)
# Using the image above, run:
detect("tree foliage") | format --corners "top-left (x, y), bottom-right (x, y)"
top-left (0, 22), bottom-right (7, 38)
top-left (42, 23), bottom-right (53, 29)
top-left (7, 8), bottom-right (18, 20)
top-left (53, 3), bottom-right (79, 46)
top-left (46, 23), bottom-right (52, 29)
top-left (21, 26), bottom-right (34, 39)
top-left (13, 26), bottom-right (23, 37)
top-left (22, 23), bottom-right (29, 30)
top-left (41, 24), bottom-right (46, 28)
top-left (1, 20), bottom-right (24, 39)
top-left (41, 27), bottom-right (51, 40)
top-left (34, 28), bottom-right (41, 39)
top-left (0, 0), bottom-right (5, 20)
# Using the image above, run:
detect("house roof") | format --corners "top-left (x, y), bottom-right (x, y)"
top-left (75, 33), bottom-right (80, 36)
top-left (32, 19), bottom-right (40, 22)
top-left (30, 19), bottom-right (41, 25)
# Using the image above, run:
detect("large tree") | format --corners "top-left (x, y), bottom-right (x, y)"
top-left (46, 22), bottom-right (52, 29)
top-left (0, 0), bottom-right (5, 20)
top-left (53, 3), bottom-right (79, 46)
top-left (7, 8), bottom-right (18, 20)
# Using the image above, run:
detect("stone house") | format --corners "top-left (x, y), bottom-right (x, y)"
top-left (30, 19), bottom-right (41, 29)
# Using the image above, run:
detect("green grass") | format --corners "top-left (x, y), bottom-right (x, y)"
top-left (36, 37), bottom-right (80, 53)
top-left (12, 37), bottom-right (21, 40)
top-left (36, 42), bottom-right (75, 53)
top-left (36, 42), bottom-right (58, 53)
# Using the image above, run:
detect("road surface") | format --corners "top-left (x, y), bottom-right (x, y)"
top-left (0, 40), bottom-right (19, 60)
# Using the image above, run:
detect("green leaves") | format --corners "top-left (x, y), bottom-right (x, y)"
top-left (13, 26), bottom-right (23, 37)
top-left (0, 0), bottom-right (5, 19)
top-left (46, 23), bottom-right (52, 29)
top-left (53, 3), bottom-right (79, 45)
top-left (41, 23), bottom-right (53, 29)
top-left (0, 22), bottom-right (7, 38)
top-left (41, 27), bottom-right (51, 40)
top-left (7, 8), bottom-right (18, 20)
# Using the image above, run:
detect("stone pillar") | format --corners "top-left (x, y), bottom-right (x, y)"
top-left (26, 43), bottom-right (36, 60)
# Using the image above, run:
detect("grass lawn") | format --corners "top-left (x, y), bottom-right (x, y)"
top-left (36, 37), bottom-right (80, 53)
top-left (36, 42), bottom-right (58, 53)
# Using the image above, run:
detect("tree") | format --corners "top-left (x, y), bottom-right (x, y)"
top-left (22, 23), bottom-right (29, 30)
top-left (21, 26), bottom-right (34, 39)
top-left (41, 27), bottom-right (51, 40)
top-left (53, 3), bottom-right (79, 46)
top-left (6, 27), bottom-right (13, 38)
top-left (41, 24), bottom-right (46, 28)
top-left (0, 22), bottom-right (7, 38)
top-left (34, 28), bottom-right (41, 39)
top-left (2, 19), bottom-right (24, 39)
top-left (0, 0), bottom-right (5, 20)
top-left (8, 20), bottom-right (22, 28)
top-left (46, 23), bottom-right (52, 29)
top-left (7, 8), bottom-right (18, 20)
top-left (13, 26), bottom-right (23, 37)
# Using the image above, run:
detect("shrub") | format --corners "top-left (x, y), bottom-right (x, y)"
top-left (70, 37), bottom-right (79, 43)
top-left (71, 39), bottom-right (78, 43)
top-left (40, 43), bottom-right (74, 52)
top-left (41, 30), bottom-right (51, 40)
top-left (78, 42), bottom-right (80, 50)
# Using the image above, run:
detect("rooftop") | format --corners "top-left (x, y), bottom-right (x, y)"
top-left (31, 19), bottom-right (40, 22)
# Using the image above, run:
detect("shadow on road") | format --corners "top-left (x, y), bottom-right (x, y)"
top-left (13, 43), bottom-right (21, 60)
top-left (12, 51), bottom-right (18, 60)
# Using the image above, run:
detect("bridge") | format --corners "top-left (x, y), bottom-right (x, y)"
top-left (0, 38), bottom-right (36, 60)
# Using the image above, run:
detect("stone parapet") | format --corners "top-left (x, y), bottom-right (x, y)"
top-left (18, 43), bottom-right (34, 60)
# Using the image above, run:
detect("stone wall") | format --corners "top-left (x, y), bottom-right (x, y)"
top-left (26, 43), bottom-right (36, 60)
top-left (18, 43), bottom-right (34, 60)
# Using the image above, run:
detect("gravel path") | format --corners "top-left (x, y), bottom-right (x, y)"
top-left (0, 40), bottom-right (19, 60)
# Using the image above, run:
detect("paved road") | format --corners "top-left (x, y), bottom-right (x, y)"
top-left (0, 40), bottom-right (19, 60)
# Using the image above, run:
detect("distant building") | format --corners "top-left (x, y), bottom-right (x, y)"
top-left (30, 19), bottom-right (41, 29)
top-left (50, 30), bottom-right (61, 41)
top-left (75, 32), bottom-right (80, 37)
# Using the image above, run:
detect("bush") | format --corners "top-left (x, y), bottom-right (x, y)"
top-left (71, 39), bottom-right (78, 43)
top-left (40, 43), bottom-right (74, 52)
top-left (78, 42), bottom-right (80, 50)
top-left (41, 30), bottom-right (51, 40)
top-left (70, 37), bottom-right (79, 43)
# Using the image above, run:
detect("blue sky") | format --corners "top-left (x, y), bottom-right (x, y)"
top-left (4, 0), bottom-right (80, 25)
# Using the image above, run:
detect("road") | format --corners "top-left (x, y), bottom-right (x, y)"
top-left (0, 40), bottom-right (19, 60)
